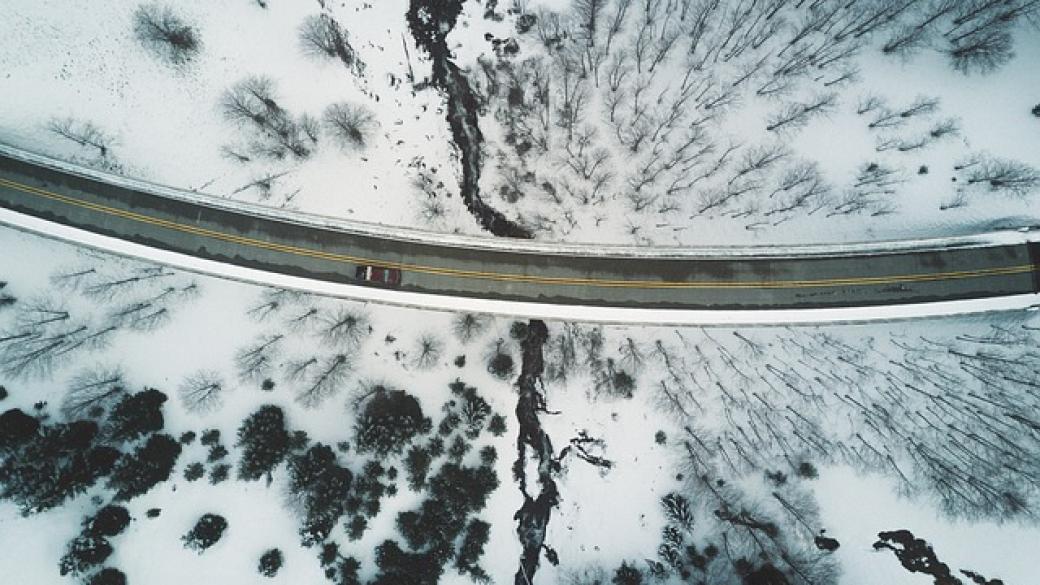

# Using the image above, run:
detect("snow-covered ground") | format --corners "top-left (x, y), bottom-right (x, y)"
top-left (3, 225), bottom-right (1039, 584)
top-left (2, 1), bottom-right (1038, 246)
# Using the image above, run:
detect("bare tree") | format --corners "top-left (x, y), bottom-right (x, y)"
top-left (46, 118), bottom-right (113, 159)
top-left (296, 353), bottom-right (353, 408)
top-left (61, 366), bottom-right (127, 419)
top-left (947, 28), bottom-right (1015, 74)
top-left (965, 156), bottom-right (1040, 197)
top-left (132, 2), bottom-right (200, 64)
top-left (179, 370), bottom-right (227, 414)
top-left (82, 265), bottom-right (175, 300)
top-left (318, 308), bottom-right (370, 348)
top-left (0, 298), bottom-right (114, 379)
top-left (0, 282), bottom-right (13, 310)
top-left (298, 13), bottom-right (364, 75)
top-left (235, 334), bottom-right (284, 383)
top-left (221, 76), bottom-right (316, 160)
top-left (323, 102), bottom-right (377, 150)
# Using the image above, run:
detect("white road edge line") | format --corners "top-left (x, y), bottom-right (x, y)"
top-left (2, 208), bottom-right (1037, 327)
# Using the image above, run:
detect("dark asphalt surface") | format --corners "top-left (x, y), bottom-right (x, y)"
top-left (1, 150), bottom-right (1037, 310)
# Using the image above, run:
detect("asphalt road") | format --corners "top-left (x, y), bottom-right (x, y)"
top-left (1, 148), bottom-right (1037, 310)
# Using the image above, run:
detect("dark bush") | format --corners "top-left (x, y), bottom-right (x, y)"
top-left (88, 567), bottom-right (127, 585)
top-left (455, 518), bottom-right (491, 579)
top-left (183, 462), bottom-right (205, 482)
top-left (146, 508), bottom-right (161, 518)
top-left (654, 430), bottom-right (667, 445)
top-left (86, 505), bottom-right (131, 537)
top-left (509, 321), bottom-right (529, 341)
top-left (405, 445), bottom-right (432, 491)
top-left (209, 463), bottom-right (230, 484)
top-left (448, 435), bottom-right (471, 462)
top-left (105, 389), bottom-right (167, 442)
top-left (354, 388), bottom-right (431, 456)
top-left (613, 561), bottom-right (644, 585)
top-left (479, 445), bottom-right (497, 466)
top-left (59, 535), bottom-right (112, 576)
top-left (207, 444), bottom-right (228, 462)
top-left (372, 540), bottom-right (441, 585)
top-left (236, 405), bottom-right (290, 481)
top-left (448, 380), bottom-right (492, 439)
top-left (183, 513), bottom-right (227, 552)
top-left (797, 461), bottom-right (819, 479)
top-left (179, 431), bottom-right (196, 444)
top-left (259, 548), bottom-right (283, 577)
top-left (0, 408), bottom-right (39, 448)
top-left (287, 443), bottom-right (352, 545)
top-left (200, 429), bottom-right (220, 446)
top-left (1, 420), bottom-right (117, 513)
top-left (346, 515), bottom-right (367, 541)
top-left (1033, 104), bottom-right (1040, 118)
top-left (487, 414), bottom-right (507, 437)
top-left (0, 385), bottom-right (7, 400)
top-left (108, 433), bottom-right (181, 500)
top-left (487, 349), bottom-right (514, 379)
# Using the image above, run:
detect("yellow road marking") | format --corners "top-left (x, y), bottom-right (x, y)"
top-left (0, 176), bottom-right (1034, 290)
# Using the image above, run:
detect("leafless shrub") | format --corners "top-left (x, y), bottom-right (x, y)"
top-left (900, 96), bottom-right (940, 119)
top-left (765, 93), bottom-right (837, 133)
top-left (132, 2), bottom-right (200, 65)
top-left (46, 118), bottom-right (114, 159)
top-left (61, 366), bottom-right (127, 419)
top-left (452, 313), bottom-right (490, 343)
top-left (323, 102), bottom-right (377, 150)
top-left (856, 95), bottom-right (885, 115)
top-left (412, 334), bottom-right (444, 370)
top-left (284, 305), bottom-right (321, 333)
top-left (235, 334), bottom-right (284, 383)
top-left (299, 14), bottom-right (364, 75)
top-left (296, 353), bottom-right (353, 408)
top-left (247, 288), bottom-right (302, 322)
top-left (179, 370), bottom-right (226, 414)
top-left (928, 117), bottom-right (960, 140)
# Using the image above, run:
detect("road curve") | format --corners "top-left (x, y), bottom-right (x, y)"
top-left (1, 145), bottom-right (1038, 310)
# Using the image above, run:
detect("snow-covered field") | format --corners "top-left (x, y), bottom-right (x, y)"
top-left (4, 1), bottom-right (1040, 584)
top-left (3, 225), bottom-right (1039, 584)
top-left (2, 0), bottom-right (1038, 246)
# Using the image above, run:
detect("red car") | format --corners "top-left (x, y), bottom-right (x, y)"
top-left (355, 265), bottom-right (402, 286)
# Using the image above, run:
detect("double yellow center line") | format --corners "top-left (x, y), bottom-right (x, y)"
top-left (0, 175), bottom-right (1033, 290)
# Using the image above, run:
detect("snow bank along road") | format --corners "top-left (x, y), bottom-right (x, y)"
top-left (1, 145), bottom-right (1039, 311)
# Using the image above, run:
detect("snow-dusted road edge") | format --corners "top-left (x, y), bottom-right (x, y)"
top-left (3, 143), bottom-right (1038, 259)
top-left (3, 207), bottom-right (1037, 326)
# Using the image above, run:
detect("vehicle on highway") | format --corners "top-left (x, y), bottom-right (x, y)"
top-left (355, 264), bottom-right (401, 286)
